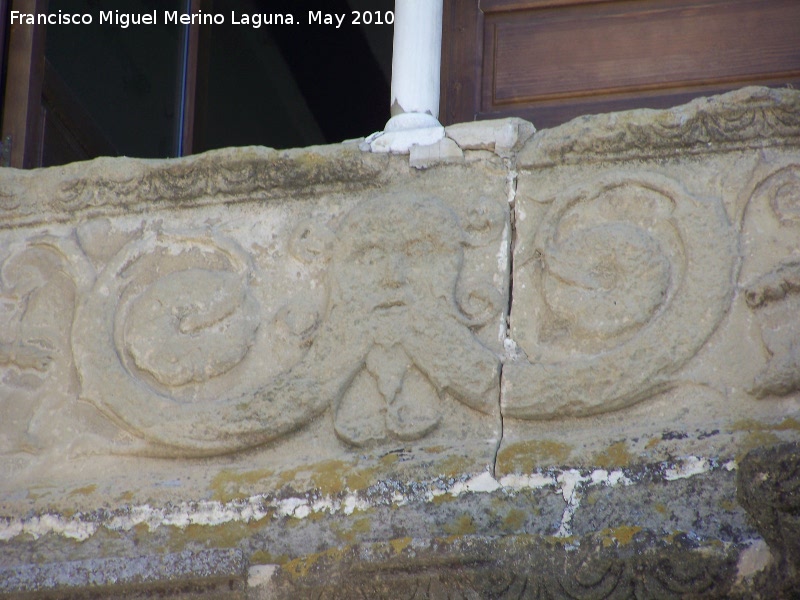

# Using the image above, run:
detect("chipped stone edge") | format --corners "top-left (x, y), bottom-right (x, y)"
top-left (362, 117), bottom-right (537, 170)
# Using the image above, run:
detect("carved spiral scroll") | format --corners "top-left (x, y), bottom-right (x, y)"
top-left (503, 173), bottom-right (736, 419)
top-left (73, 231), bottom-right (338, 456)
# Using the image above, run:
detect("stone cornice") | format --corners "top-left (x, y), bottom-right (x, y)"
top-left (0, 144), bottom-right (391, 229)
top-left (519, 86), bottom-right (800, 167)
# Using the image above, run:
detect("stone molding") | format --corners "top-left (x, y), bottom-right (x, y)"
top-left (520, 86), bottom-right (800, 167)
top-left (0, 145), bottom-right (390, 229)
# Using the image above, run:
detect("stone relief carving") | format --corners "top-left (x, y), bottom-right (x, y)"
top-left (760, 164), bottom-right (800, 225)
top-left (744, 260), bottom-right (800, 398)
top-left (741, 164), bottom-right (800, 398)
top-left (271, 534), bottom-right (737, 600)
top-left (504, 172), bottom-right (736, 419)
top-left (0, 238), bottom-right (89, 453)
top-left (523, 86), bottom-right (800, 167)
top-left (326, 196), bottom-right (503, 446)
top-left (0, 149), bottom-right (384, 227)
top-left (74, 230), bottom-right (262, 410)
top-left (70, 195), bottom-right (503, 456)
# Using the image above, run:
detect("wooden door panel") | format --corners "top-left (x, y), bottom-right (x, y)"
top-left (442, 0), bottom-right (800, 128)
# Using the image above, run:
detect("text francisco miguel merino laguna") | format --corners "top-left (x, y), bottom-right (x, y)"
top-left (10, 9), bottom-right (394, 29)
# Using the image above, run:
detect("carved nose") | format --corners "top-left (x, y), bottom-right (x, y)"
top-left (383, 256), bottom-right (407, 288)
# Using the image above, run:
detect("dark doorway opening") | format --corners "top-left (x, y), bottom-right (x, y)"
top-left (1, 0), bottom-right (393, 168)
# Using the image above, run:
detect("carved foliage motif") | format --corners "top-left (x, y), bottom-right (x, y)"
top-left (68, 195), bottom-right (505, 457)
top-left (505, 173), bottom-right (736, 419)
top-left (742, 165), bottom-right (800, 398)
top-left (274, 534), bottom-right (736, 600)
top-left (526, 87), bottom-right (800, 167)
top-left (0, 147), bottom-right (390, 233)
top-left (0, 238), bottom-right (90, 453)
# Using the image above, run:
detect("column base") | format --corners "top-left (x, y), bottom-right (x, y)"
top-left (385, 112), bottom-right (441, 131)
top-left (363, 113), bottom-right (445, 154)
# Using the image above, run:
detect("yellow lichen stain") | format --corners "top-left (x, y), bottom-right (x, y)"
top-left (737, 432), bottom-right (781, 460)
top-left (645, 437), bottom-right (661, 450)
top-left (436, 455), bottom-right (471, 477)
top-left (59, 507), bottom-right (78, 519)
top-left (68, 484), bottom-right (97, 497)
top-left (431, 492), bottom-right (456, 505)
top-left (501, 509), bottom-right (526, 532)
top-left (543, 534), bottom-right (575, 547)
top-left (444, 514), bottom-right (476, 536)
top-left (719, 499), bottom-right (737, 512)
top-left (593, 441), bottom-right (634, 469)
top-left (282, 546), bottom-right (347, 580)
top-left (302, 508), bottom-right (327, 522)
top-left (309, 461), bottom-right (347, 494)
top-left (331, 517), bottom-right (372, 544)
top-left (609, 525), bottom-right (642, 545)
top-left (117, 490), bottom-right (134, 502)
top-left (379, 453), bottom-right (399, 467)
top-left (389, 537), bottom-right (412, 555)
top-left (250, 550), bottom-right (289, 565)
top-left (277, 466), bottom-right (304, 488)
top-left (732, 417), bottom-right (800, 432)
top-left (350, 517), bottom-right (372, 534)
top-left (309, 460), bottom-right (377, 495)
top-left (654, 503), bottom-right (668, 515)
top-left (168, 519), bottom-right (265, 551)
top-left (496, 440), bottom-right (572, 473)
top-left (210, 468), bottom-right (274, 502)
top-left (775, 417), bottom-right (800, 431)
top-left (599, 525), bottom-right (642, 547)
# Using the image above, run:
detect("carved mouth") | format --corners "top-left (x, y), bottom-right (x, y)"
top-left (375, 300), bottom-right (406, 311)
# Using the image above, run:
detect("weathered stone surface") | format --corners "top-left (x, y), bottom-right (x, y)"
top-left (1, 549), bottom-right (246, 599)
top-left (0, 146), bottom-right (508, 520)
top-left (1, 93), bottom-right (798, 598)
top-left (256, 533), bottom-right (739, 599)
top-left (504, 170), bottom-right (737, 420)
top-left (445, 117), bottom-right (536, 158)
top-left (519, 86), bottom-right (800, 167)
top-left (408, 137), bottom-right (464, 169)
top-left (737, 442), bottom-right (800, 595)
top-left (502, 87), bottom-right (800, 480)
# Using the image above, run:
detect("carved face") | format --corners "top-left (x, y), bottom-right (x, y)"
top-left (331, 197), bottom-right (464, 316)
top-left (324, 196), bottom-right (498, 446)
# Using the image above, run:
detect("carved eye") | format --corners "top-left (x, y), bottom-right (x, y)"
top-left (405, 238), bottom-right (434, 259)
top-left (355, 245), bottom-right (385, 266)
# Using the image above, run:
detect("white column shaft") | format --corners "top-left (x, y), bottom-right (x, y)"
top-left (388, 0), bottom-right (443, 126)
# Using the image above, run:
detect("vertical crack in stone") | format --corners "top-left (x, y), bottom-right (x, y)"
top-left (493, 157), bottom-right (519, 477)
top-left (492, 374), bottom-right (504, 479)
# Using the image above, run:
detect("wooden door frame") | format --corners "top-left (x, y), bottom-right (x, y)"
top-left (1, 0), bottom-right (47, 168)
top-left (0, 0), bottom-right (207, 168)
